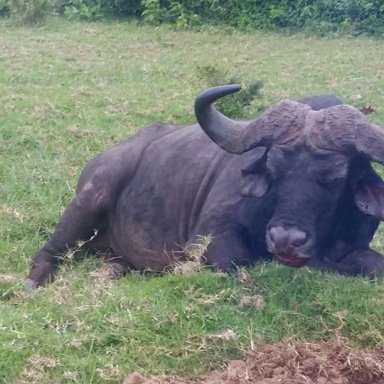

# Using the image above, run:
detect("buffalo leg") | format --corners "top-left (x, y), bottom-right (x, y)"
top-left (307, 248), bottom-right (384, 277)
top-left (25, 189), bottom-right (108, 289)
top-left (203, 229), bottom-right (259, 271)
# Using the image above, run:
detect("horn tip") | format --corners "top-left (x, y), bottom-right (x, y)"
top-left (195, 84), bottom-right (242, 107)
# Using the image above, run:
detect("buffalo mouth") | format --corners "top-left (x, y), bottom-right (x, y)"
top-left (274, 253), bottom-right (310, 267)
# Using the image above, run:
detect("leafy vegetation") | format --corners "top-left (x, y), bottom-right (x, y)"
top-left (1, 20), bottom-right (384, 383)
top-left (7, 0), bottom-right (53, 24)
top-left (139, 0), bottom-right (384, 35)
top-left (2, 0), bottom-right (384, 34)
top-left (195, 65), bottom-right (264, 117)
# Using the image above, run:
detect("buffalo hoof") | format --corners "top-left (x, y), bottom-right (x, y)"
top-left (341, 249), bottom-right (384, 277)
top-left (26, 255), bottom-right (56, 290)
top-left (306, 248), bottom-right (384, 277)
top-left (359, 251), bottom-right (384, 277)
top-left (24, 278), bottom-right (37, 292)
top-left (24, 273), bottom-right (54, 291)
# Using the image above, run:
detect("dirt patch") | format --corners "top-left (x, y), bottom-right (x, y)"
top-left (123, 340), bottom-right (384, 384)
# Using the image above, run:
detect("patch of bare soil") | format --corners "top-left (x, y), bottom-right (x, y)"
top-left (123, 340), bottom-right (384, 384)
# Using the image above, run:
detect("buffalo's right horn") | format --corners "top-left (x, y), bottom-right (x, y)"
top-left (311, 105), bottom-right (384, 165)
top-left (195, 85), bottom-right (308, 154)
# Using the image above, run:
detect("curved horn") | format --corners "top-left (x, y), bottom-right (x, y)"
top-left (195, 84), bottom-right (249, 153)
top-left (309, 105), bottom-right (384, 165)
top-left (195, 85), bottom-right (309, 154)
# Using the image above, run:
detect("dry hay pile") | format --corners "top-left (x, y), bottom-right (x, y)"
top-left (124, 340), bottom-right (384, 384)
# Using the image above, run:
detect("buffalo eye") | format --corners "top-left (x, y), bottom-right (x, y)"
top-left (316, 177), bottom-right (345, 189)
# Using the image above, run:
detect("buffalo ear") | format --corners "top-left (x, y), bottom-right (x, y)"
top-left (354, 182), bottom-right (384, 220)
top-left (241, 147), bottom-right (270, 198)
top-left (241, 172), bottom-right (270, 197)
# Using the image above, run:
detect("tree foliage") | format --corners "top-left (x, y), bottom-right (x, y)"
top-left (143, 0), bottom-right (384, 35)
top-left (3, 0), bottom-right (384, 35)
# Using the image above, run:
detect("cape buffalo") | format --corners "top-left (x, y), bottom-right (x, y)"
top-left (25, 85), bottom-right (384, 289)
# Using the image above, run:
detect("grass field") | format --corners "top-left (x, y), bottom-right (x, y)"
top-left (1, 18), bottom-right (384, 383)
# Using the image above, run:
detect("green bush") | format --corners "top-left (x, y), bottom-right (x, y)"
top-left (58, 0), bottom-right (141, 18)
top-left (62, 0), bottom-right (102, 20)
top-left (8, 0), bottom-right (53, 24)
top-left (196, 65), bottom-right (264, 118)
top-left (143, 0), bottom-right (384, 35)
top-left (104, 0), bottom-right (141, 16)
top-left (0, 0), bottom-right (9, 16)
top-left (3, 0), bottom-right (384, 35)
top-left (141, 0), bottom-right (163, 25)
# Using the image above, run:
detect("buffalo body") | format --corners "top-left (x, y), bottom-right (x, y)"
top-left (26, 86), bottom-right (384, 288)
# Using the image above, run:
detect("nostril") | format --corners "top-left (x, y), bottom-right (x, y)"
top-left (292, 236), bottom-right (307, 248)
top-left (268, 225), bottom-right (309, 250)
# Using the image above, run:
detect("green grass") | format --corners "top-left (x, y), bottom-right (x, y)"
top-left (1, 18), bottom-right (384, 383)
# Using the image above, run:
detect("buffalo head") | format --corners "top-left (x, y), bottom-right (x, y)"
top-left (195, 85), bottom-right (384, 267)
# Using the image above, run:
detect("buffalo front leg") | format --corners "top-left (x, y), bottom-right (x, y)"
top-left (307, 248), bottom-right (384, 277)
top-left (203, 228), bottom-right (261, 271)
top-left (25, 190), bottom-right (108, 290)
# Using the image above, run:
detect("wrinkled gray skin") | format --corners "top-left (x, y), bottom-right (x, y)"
top-left (25, 86), bottom-right (384, 290)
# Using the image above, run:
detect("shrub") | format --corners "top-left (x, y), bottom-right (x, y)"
top-left (141, 0), bottom-right (163, 25)
top-left (8, 0), bottom-right (53, 24)
top-left (62, 0), bottom-right (102, 20)
top-left (103, 0), bottom-right (141, 16)
top-left (195, 65), bottom-right (264, 118)
top-left (3, 0), bottom-right (384, 35)
top-left (138, 0), bottom-right (384, 35)
top-left (0, 0), bottom-right (10, 16)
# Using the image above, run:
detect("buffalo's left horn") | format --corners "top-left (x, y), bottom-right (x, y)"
top-left (195, 85), bottom-right (308, 154)
top-left (194, 84), bottom-right (250, 153)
